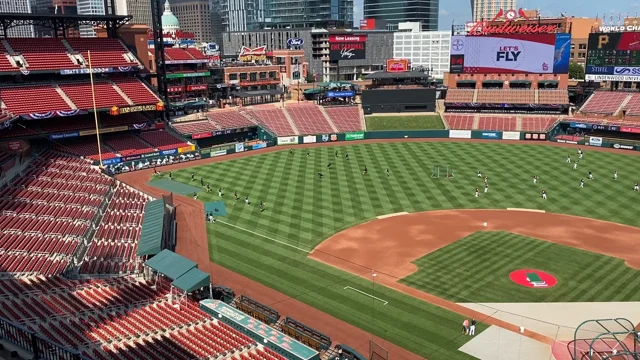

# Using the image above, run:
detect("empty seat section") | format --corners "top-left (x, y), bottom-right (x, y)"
top-left (0, 85), bottom-right (72, 115)
top-left (65, 38), bottom-right (135, 68)
top-left (443, 114), bottom-right (474, 129)
top-left (103, 133), bottom-right (154, 156)
top-left (579, 92), bottom-right (630, 115)
top-left (54, 137), bottom-right (117, 161)
top-left (208, 110), bottom-right (254, 130)
top-left (172, 120), bottom-right (219, 135)
top-left (445, 89), bottom-right (475, 102)
top-left (111, 78), bottom-right (160, 104)
top-left (245, 108), bottom-right (295, 135)
top-left (138, 130), bottom-right (190, 150)
top-left (324, 106), bottom-right (363, 132)
top-left (285, 105), bottom-right (334, 134)
top-left (476, 116), bottom-right (517, 131)
top-left (538, 89), bottom-right (569, 105)
top-left (165, 48), bottom-right (194, 61)
top-left (58, 81), bottom-right (128, 110)
top-left (6, 38), bottom-right (77, 71)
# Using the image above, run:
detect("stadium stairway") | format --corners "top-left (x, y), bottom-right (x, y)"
top-left (1, 39), bottom-right (13, 54)
top-left (515, 115), bottom-right (523, 131)
top-left (53, 83), bottom-right (78, 110)
top-left (615, 95), bottom-right (632, 117)
top-left (472, 89), bottom-right (479, 102)
top-left (534, 89), bottom-right (539, 103)
top-left (108, 80), bottom-right (135, 106)
top-left (281, 107), bottom-right (300, 135)
top-left (472, 114), bottom-right (480, 129)
top-left (317, 106), bottom-right (340, 133)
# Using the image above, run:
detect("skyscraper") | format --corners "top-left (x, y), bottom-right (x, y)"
top-left (114, 0), bottom-right (153, 28)
top-left (0, 0), bottom-right (34, 37)
top-left (77, 0), bottom-right (105, 37)
top-left (170, 0), bottom-right (213, 42)
top-left (471, 0), bottom-right (516, 22)
top-left (363, 0), bottom-right (438, 30)
top-left (262, 0), bottom-right (353, 29)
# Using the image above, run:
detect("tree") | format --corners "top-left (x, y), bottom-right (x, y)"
top-left (569, 62), bottom-right (585, 80)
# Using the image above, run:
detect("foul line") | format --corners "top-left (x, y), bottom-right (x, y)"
top-left (344, 286), bottom-right (388, 305)
top-left (376, 212), bottom-right (409, 219)
top-left (507, 208), bottom-right (546, 213)
top-left (216, 220), bottom-right (310, 253)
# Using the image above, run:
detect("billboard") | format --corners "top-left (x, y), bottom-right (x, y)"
top-left (449, 33), bottom-right (571, 74)
top-left (585, 32), bottom-right (640, 81)
top-left (329, 35), bottom-right (366, 61)
top-left (238, 46), bottom-right (266, 62)
top-left (386, 58), bottom-right (409, 72)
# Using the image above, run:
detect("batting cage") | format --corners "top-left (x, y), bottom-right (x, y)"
top-left (431, 165), bottom-right (454, 178)
top-left (568, 318), bottom-right (640, 360)
top-left (369, 340), bottom-right (388, 360)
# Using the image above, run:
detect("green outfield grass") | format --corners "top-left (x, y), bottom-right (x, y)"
top-left (167, 142), bottom-right (640, 359)
top-left (401, 231), bottom-right (640, 303)
top-left (365, 115), bottom-right (445, 130)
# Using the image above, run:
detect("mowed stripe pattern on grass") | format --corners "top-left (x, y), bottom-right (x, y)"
top-left (401, 231), bottom-right (640, 303)
top-left (169, 142), bottom-right (640, 359)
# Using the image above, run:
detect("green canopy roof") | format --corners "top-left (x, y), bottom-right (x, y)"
top-left (144, 249), bottom-right (197, 280)
top-left (510, 80), bottom-right (532, 84)
top-left (172, 267), bottom-right (210, 293)
top-left (136, 199), bottom-right (165, 257)
top-left (303, 88), bottom-right (322, 95)
top-left (456, 80), bottom-right (476, 84)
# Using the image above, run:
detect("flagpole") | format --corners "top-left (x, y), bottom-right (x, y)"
top-left (88, 50), bottom-right (104, 168)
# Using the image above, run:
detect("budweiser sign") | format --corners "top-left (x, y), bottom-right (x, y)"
top-left (238, 46), bottom-right (267, 62)
top-left (468, 8), bottom-right (558, 36)
top-left (386, 58), bottom-right (409, 72)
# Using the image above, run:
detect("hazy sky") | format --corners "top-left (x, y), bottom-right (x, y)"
top-left (353, 0), bottom-right (640, 30)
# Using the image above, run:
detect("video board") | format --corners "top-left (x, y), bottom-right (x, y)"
top-left (450, 33), bottom-right (571, 74)
top-left (585, 32), bottom-right (640, 81)
top-left (329, 35), bottom-right (367, 61)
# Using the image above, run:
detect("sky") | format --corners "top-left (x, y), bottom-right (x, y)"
top-left (353, 0), bottom-right (640, 30)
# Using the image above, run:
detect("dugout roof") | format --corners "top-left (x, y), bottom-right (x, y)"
top-left (172, 267), bottom-right (210, 293)
top-left (136, 199), bottom-right (165, 256)
top-left (145, 249), bottom-right (197, 280)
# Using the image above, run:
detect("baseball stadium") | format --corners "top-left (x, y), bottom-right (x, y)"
top-left (1, 7), bottom-right (640, 360)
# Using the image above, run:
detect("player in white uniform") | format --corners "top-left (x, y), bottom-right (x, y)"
top-left (573, 161), bottom-right (578, 170)
top-left (475, 188), bottom-right (479, 197)
top-left (477, 171), bottom-right (482, 178)
top-left (588, 171), bottom-right (594, 180)
top-left (613, 171), bottom-right (618, 180)
top-left (566, 155), bottom-right (571, 163)
top-left (580, 178), bottom-right (585, 188)
top-left (484, 183), bottom-right (489, 193)
top-left (634, 182), bottom-right (639, 192)
top-left (578, 149), bottom-right (583, 160)
top-left (533, 175), bottom-right (538, 184)
top-left (541, 190), bottom-right (547, 200)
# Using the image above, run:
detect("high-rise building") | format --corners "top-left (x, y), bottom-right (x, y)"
top-left (0, 0), bottom-right (34, 37)
top-left (114, 0), bottom-right (153, 28)
top-left (471, 0), bottom-right (516, 22)
top-left (33, 0), bottom-right (78, 37)
top-left (170, 0), bottom-right (213, 42)
top-left (393, 23), bottom-right (450, 79)
top-left (212, 0), bottom-right (263, 32)
top-left (77, 0), bottom-right (105, 37)
top-left (262, 0), bottom-right (353, 29)
top-left (363, 0), bottom-right (438, 31)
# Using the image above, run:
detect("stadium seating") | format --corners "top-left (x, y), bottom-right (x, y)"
top-left (579, 92), bottom-right (629, 115)
top-left (165, 48), bottom-right (195, 61)
top-left (285, 104), bottom-right (335, 135)
top-left (476, 116), bottom-right (517, 131)
top-left (476, 89), bottom-right (535, 104)
top-left (0, 84), bottom-right (72, 115)
top-left (185, 48), bottom-right (206, 60)
top-left (65, 38), bottom-right (137, 68)
top-left (443, 114), bottom-right (475, 130)
top-left (103, 133), bottom-right (154, 156)
top-left (520, 116), bottom-right (558, 132)
top-left (6, 38), bottom-right (78, 71)
top-left (324, 106), bottom-right (363, 132)
top-left (111, 78), bottom-right (160, 104)
top-left (138, 130), bottom-right (190, 150)
top-left (208, 110), bottom-right (255, 130)
top-left (54, 137), bottom-right (118, 161)
top-left (623, 93), bottom-right (640, 116)
top-left (58, 81), bottom-right (129, 110)
top-left (0, 54), bottom-right (15, 72)
top-left (538, 89), bottom-right (569, 105)
top-left (445, 89), bottom-right (475, 103)
top-left (244, 108), bottom-right (296, 136)
top-left (172, 120), bottom-right (219, 135)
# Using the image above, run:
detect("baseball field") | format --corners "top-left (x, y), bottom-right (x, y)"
top-left (151, 141), bottom-right (640, 360)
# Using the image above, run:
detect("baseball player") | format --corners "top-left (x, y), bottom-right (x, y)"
top-left (541, 189), bottom-right (547, 200)
top-left (484, 183), bottom-right (489, 193)
top-left (475, 188), bottom-right (479, 197)
top-left (573, 161), bottom-right (578, 170)
top-left (613, 171), bottom-right (618, 180)
top-left (218, 187), bottom-right (223, 197)
top-left (533, 175), bottom-right (538, 184)
top-left (588, 171), bottom-right (594, 180)
top-left (245, 196), bottom-right (250, 205)
top-left (578, 148), bottom-right (583, 160)
top-left (580, 178), bottom-right (585, 188)
top-left (477, 170), bottom-right (482, 178)
top-left (191, 173), bottom-right (195, 181)
top-left (634, 182), bottom-right (639, 192)
top-left (566, 154), bottom-right (571, 163)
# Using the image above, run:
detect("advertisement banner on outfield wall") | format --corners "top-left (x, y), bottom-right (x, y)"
top-left (252, 142), bottom-right (267, 150)
top-left (345, 132), bottom-right (365, 140)
top-left (212, 150), bottom-right (227, 157)
top-left (303, 135), bottom-right (317, 144)
top-left (481, 132), bottom-right (501, 139)
top-left (235, 143), bottom-right (245, 152)
top-left (278, 136), bottom-right (299, 145)
top-left (524, 133), bottom-right (547, 141)
top-left (612, 143), bottom-right (635, 150)
top-left (502, 132), bottom-right (521, 140)
top-left (589, 137), bottom-right (603, 147)
top-left (449, 130), bottom-right (472, 139)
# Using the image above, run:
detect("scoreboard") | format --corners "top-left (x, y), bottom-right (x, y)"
top-left (585, 32), bottom-right (640, 81)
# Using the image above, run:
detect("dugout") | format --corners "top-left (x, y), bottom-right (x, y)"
top-left (235, 295), bottom-right (280, 325)
top-left (362, 71), bottom-right (435, 114)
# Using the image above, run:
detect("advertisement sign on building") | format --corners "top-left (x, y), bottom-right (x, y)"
top-left (449, 33), bottom-right (571, 74)
top-left (109, 103), bottom-right (164, 115)
top-left (386, 59), bottom-right (409, 72)
top-left (238, 46), bottom-right (267, 62)
top-left (502, 131), bottom-right (521, 140)
top-left (278, 136), bottom-right (299, 145)
top-left (303, 135), bottom-right (316, 144)
top-left (192, 132), bottom-right (213, 139)
top-left (481, 132), bottom-right (501, 139)
top-left (585, 32), bottom-right (640, 81)
top-left (359, 19), bottom-right (376, 30)
top-left (186, 84), bottom-right (208, 91)
top-left (589, 137), bottom-right (603, 146)
top-left (329, 35), bottom-right (367, 61)
top-left (287, 38), bottom-right (304, 47)
top-left (235, 143), bottom-right (245, 152)
top-left (449, 130), bottom-right (472, 139)
top-left (467, 9), bottom-right (559, 36)
top-left (326, 91), bottom-right (355, 98)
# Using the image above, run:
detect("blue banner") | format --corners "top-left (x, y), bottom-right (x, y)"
top-left (326, 91), bottom-right (355, 98)
top-left (161, 148), bottom-right (178, 156)
top-left (49, 132), bottom-right (79, 140)
top-left (481, 132), bottom-right (501, 139)
top-left (101, 157), bottom-right (121, 165)
top-left (585, 66), bottom-right (615, 75)
top-left (252, 143), bottom-right (267, 150)
top-left (569, 122), bottom-right (589, 129)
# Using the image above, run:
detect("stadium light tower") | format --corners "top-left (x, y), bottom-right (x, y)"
top-left (150, 0), bottom-right (169, 121)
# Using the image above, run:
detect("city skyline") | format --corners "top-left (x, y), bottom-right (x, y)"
top-left (355, 0), bottom-right (639, 30)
